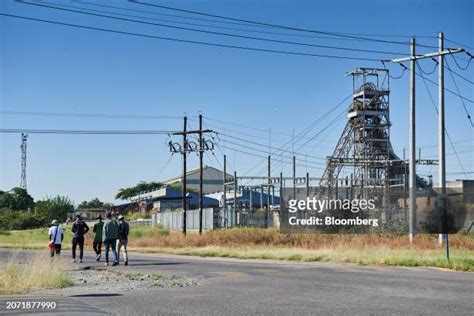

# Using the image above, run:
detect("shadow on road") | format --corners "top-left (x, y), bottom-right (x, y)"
top-left (70, 293), bottom-right (123, 298)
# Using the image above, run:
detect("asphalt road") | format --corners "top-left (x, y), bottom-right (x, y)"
top-left (0, 249), bottom-right (472, 315)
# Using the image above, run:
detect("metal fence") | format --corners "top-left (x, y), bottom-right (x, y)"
top-left (152, 208), bottom-right (217, 230)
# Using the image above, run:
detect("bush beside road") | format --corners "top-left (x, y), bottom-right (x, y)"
top-left (0, 227), bottom-right (472, 271)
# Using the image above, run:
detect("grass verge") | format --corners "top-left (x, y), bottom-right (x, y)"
top-left (0, 227), bottom-right (472, 271)
top-left (0, 254), bottom-right (72, 294)
top-left (129, 246), bottom-right (474, 272)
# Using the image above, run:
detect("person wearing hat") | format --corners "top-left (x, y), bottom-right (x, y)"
top-left (48, 220), bottom-right (63, 257)
top-left (92, 215), bottom-right (104, 262)
top-left (102, 211), bottom-right (119, 266)
top-left (117, 215), bottom-right (130, 266)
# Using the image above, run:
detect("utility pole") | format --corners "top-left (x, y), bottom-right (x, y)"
top-left (293, 156), bottom-right (296, 199)
top-left (233, 171), bottom-right (237, 226)
top-left (20, 133), bottom-right (28, 190)
top-left (438, 32), bottom-right (449, 259)
top-left (182, 116), bottom-right (188, 235)
top-left (439, 32), bottom-right (446, 247)
top-left (409, 37), bottom-right (416, 244)
top-left (223, 154), bottom-right (227, 228)
top-left (390, 37), bottom-right (464, 244)
top-left (267, 155), bottom-right (271, 226)
top-left (199, 114), bottom-right (204, 235)
top-left (168, 115), bottom-right (214, 235)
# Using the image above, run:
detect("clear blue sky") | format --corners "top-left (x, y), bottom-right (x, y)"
top-left (1, 0), bottom-right (472, 205)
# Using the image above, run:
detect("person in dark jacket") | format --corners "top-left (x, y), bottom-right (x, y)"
top-left (93, 215), bottom-right (104, 262)
top-left (71, 214), bottom-right (89, 263)
top-left (117, 215), bottom-right (130, 266)
top-left (102, 212), bottom-right (119, 266)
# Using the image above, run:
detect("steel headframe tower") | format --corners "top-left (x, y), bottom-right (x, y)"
top-left (320, 68), bottom-right (392, 205)
top-left (20, 133), bottom-right (28, 190)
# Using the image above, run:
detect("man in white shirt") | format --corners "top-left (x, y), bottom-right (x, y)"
top-left (48, 220), bottom-right (64, 257)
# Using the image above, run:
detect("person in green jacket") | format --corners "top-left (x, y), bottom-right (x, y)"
top-left (92, 215), bottom-right (104, 262)
top-left (102, 212), bottom-right (119, 266)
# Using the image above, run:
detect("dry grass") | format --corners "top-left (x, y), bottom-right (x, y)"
top-left (1, 227), bottom-right (472, 271)
top-left (127, 227), bottom-right (474, 251)
top-left (0, 253), bottom-right (72, 294)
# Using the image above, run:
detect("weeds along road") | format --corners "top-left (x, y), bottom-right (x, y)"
top-left (0, 249), bottom-right (472, 315)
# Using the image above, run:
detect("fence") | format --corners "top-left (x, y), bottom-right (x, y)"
top-left (152, 208), bottom-right (218, 230)
top-left (129, 219), bottom-right (153, 227)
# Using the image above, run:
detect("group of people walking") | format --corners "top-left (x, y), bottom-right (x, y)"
top-left (48, 212), bottom-right (130, 266)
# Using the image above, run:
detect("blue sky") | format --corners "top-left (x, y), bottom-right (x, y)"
top-left (0, 0), bottom-right (472, 204)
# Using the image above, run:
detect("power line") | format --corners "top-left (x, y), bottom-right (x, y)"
top-left (17, 1), bottom-right (407, 57)
top-left (449, 53), bottom-right (474, 71)
top-left (0, 128), bottom-right (174, 135)
top-left (446, 65), bottom-right (474, 86)
top-left (0, 13), bottom-right (383, 61)
top-left (215, 143), bottom-right (325, 171)
top-left (444, 38), bottom-right (474, 51)
top-left (415, 70), bottom-right (474, 104)
top-left (0, 110), bottom-right (183, 120)
top-left (215, 132), bottom-right (327, 161)
top-left (203, 116), bottom-right (336, 142)
top-left (417, 61), bottom-right (438, 75)
top-left (416, 61), bottom-right (469, 178)
top-left (214, 135), bottom-right (326, 167)
top-left (445, 59), bottom-right (474, 127)
top-left (241, 94), bottom-right (351, 175)
top-left (130, 0), bottom-right (439, 49)
top-left (45, 0), bottom-right (419, 44)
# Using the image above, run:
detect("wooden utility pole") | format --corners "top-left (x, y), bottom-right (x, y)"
top-left (199, 114), bottom-right (204, 234)
top-left (169, 116), bottom-right (214, 235)
top-left (182, 116), bottom-right (188, 235)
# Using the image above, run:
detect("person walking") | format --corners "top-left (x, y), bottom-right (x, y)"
top-left (93, 215), bottom-right (104, 262)
top-left (48, 220), bottom-right (63, 257)
top-left (117, 215), bottom-right (129, 266)
top-left (102, 212), bottom-right (119, 266)
top-left (71, 214), bottom-right (89, 263)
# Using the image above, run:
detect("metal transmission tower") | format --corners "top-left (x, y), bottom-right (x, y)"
top-left (20, 133), bottom-right (28, 190)
top-left (320, 68), bottom-right (394, 204)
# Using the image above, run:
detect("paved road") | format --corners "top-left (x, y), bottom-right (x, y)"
top-left (0, 249), bottom-right (472, 315)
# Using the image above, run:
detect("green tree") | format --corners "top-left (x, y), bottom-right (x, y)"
top-left (78, 197), bottom-right (106, 209)
top-left (0, 188), bottom-right (34, 211)
top-left (115, 181), bottom-right (163, 200)
top-left (36, 195), bottom-right (74, 222)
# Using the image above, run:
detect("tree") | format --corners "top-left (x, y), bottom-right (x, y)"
top-left (115, 181), bottom-right (163, 200)
top-left (0, 187), bottom-right (34, 211)
top-left (36, 195), bottom-right (74, 221)
top-left (78, 197), bottom-right (106, 209)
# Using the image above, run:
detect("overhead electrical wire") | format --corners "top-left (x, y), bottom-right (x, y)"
top-left (215, 133), bottom-right (327, 161)
top-left (416, 61), bottom-right (469, 178)
top-left (445, 38), bottom-right (474, 51)
top-left (0, 128), bottom-right (174, 135)
top-left (415, 70), bottom-right (474, 104)
top-left (445, 59), bottom-right (474, 127)
top-left (16, 0), bottom-right (407, 57)
top-left (202, 117), bottom-right (337, 143)
top-left (449, 52), bottom-right (474, 71)
top-left (0, 13), bottom-right (384, 62)
top-left (130, 0), bottom-right (439, 49)
top-left (0, 110), bottom-right (182, 120)
top-left (41, 0), bottom-right (412, 44)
